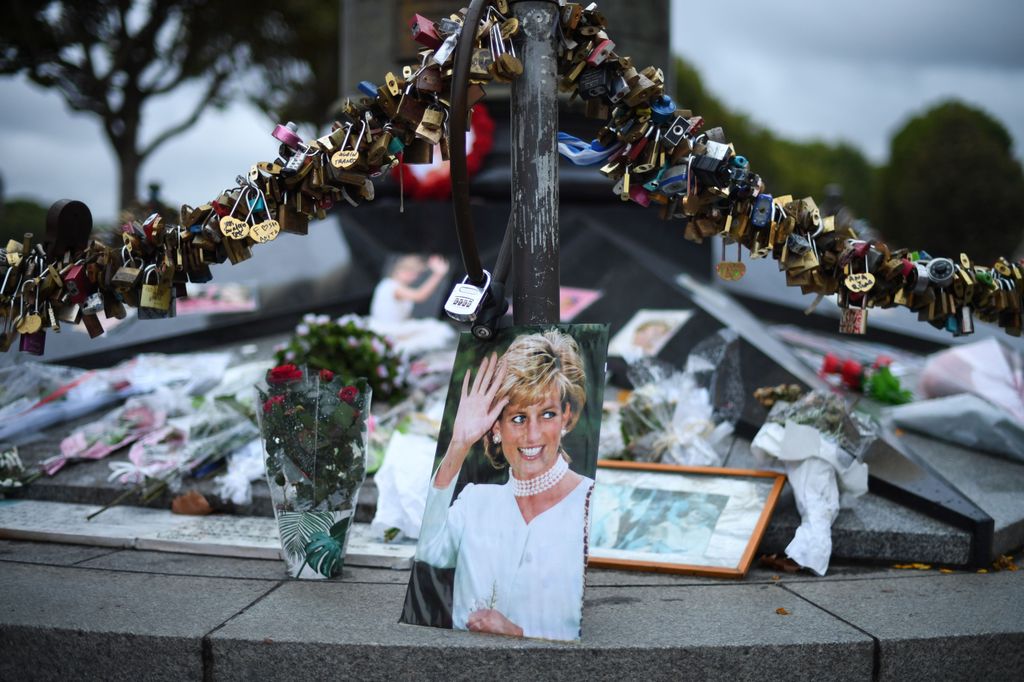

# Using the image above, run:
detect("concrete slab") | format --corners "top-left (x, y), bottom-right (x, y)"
top-left (0, 538), bottom-right (118, 566)
top-left (209, 581), bottom-right (872, 680)
top-left (900, 431), bottom-right (1024, 555)
top-left (787, 571), bottom-right (1024, 680)
top-left (727, 437), bottom-right (973, 565)
top-left (76, 548), bottom-right (410, 584)
top-left (0, 562), bottom-right (275, 681)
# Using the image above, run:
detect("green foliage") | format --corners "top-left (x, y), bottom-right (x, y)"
top-left (276, 510), bottom-right (335, 565)
top-left (673, 58), bottom-right (877, 217)
top-left (0, 198), bottom-right (48, 247)
top-left (875, 101), bottom-right (1024, 263)
top-left (865, 366), bottom-right (912, 406)
top-left (303, 518), bottom-right (351, 578)
top-left (274, 315), bottom-right (408, 405)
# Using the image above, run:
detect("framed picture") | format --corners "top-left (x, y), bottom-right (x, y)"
top-left (608, 308), bottom-right (693, 359)
top-left (400, 324), bottom-right (610, 642)
top-left (589, 461), bottom-right (785, 578)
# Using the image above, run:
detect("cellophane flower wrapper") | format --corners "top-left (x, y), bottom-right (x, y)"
top-left (618, 331), bottom-right (743, 466)
top-left (750, 390), bottom-right (875, 576)
top-left (257, 365), bottom-right (370, 579)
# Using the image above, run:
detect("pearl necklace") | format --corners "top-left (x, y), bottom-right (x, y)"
top-left (511, 455), bottom-right (569, 497)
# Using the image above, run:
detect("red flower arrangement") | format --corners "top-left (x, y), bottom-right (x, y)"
top-left (262, 395), bottom-right (285, 414)
top-left (338, 385), bottom-right (358, 404)
top-left (319, 369), bottom-right (335, 382)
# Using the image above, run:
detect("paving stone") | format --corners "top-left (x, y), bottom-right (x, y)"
top-left (208, 581), bottom-right (872, 681)
top-left (0, 538), bottom-right (118, 566)
top-left (0, 562), bottom-right (275, 681)
top-left (900, 431), bottom-right (1024, 555)
top-left (787, 571), bottom-right (1024, 680)
top-left (728, 438), bottom-right (973, 565)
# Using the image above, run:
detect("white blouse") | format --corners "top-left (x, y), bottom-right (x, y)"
top-left (416, 473), bottom-right (594, 641)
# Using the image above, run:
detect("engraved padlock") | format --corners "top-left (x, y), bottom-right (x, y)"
top-left (444, 271), bottom-right (491, 323)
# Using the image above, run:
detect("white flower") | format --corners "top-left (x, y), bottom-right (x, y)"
top-left (371, 338), bottom-right (385, 355)
top-left (377, 365), bottom-right (388, 378)
top-left (285, 351), bottom-right (296, 361)
top-left (347, 337), bottom-right (358, 348)
top-left (295, 323), bottom-right (310, 336)
top-left (272, 343), bottom-right (286, 353)
top-left (303, 313), bottom-right (317, 324)
top-left (315, 314), bottom-right (330, 325)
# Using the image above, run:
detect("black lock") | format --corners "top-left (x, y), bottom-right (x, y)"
top-left (786, 233), bottom-right (812, 255)
top-left (663, 115), bottom-right (689, 148)
top-left (691, 154), bottom-right (728, 188)
top-left (578, 67), bottom-right (610, 100)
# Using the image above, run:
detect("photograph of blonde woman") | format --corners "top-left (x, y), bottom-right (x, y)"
top-left (400, 325), bottom-right (609, 642)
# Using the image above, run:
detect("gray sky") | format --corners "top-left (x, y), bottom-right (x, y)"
top-left (1, 0), bottom-right (1022, 222)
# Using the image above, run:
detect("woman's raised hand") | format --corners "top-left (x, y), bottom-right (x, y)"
top-left (450, 352), bottom-right (508, 452)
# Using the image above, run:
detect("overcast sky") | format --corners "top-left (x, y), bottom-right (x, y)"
top-left (1, 0), bottom-right (1022, 223)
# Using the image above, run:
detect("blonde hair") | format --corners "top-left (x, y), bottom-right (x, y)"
top-left (482, 330), bottom-right (588, 468)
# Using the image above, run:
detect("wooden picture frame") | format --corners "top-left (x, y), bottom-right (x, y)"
top-left (588, 460), bottom-right (786, 578)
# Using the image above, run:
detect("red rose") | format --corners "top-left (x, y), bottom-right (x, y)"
top-left (840, 359), bottom-right (864, 390)
top-left (319, 369), bottom-right (335, 382)
top-left (267, 364), bottom-right (303, 385)
top-left (821, 353), bottom-right (842, 375)
top-left (339, 385), bottom-right (358, 404)
top-left (263, 395), bottom-right (285, 414)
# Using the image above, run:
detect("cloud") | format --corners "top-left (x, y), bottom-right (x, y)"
top-left (669, 0), bottom-right (1024, 163)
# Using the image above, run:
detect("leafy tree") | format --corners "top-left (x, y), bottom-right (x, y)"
top-left (673, 58), bottom-right (876, 217)
top-left (0, 197), bottom-right (48, 247)
top-left (875, 100), bottom-right (1024, 263)
top-left (0, 0), bottom-right (338, 212)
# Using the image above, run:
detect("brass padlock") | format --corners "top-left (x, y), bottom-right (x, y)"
top-left (415, 106), bottom-right (445, 145)
top-left (111, 246), bottom-right (143, 292)
top-left (139, 265), bottom-right (171, 319)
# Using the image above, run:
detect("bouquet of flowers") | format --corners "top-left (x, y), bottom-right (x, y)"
top-left (257, 363), bottom-right (371, 579)
top-left (273, 314), bottom-right (408, 405)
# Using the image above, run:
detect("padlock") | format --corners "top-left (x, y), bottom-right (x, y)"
top-left (444, 271), bottom-right (491, 323)
top-left (838, 303), bottom-right (868, 335)
top-left (281, 149), bottom-right (309, 178)
top-left (926, 258), bottom-right (955, 288)
top-left (410, 14), bottom-right (442, 49)
top-left (415, 65), bottom-right (443, 93)
top-left (82, 291), bottom-right (104, 315)
top-left (415, 107), bottom-right (445, 145)
top-left (112, 247), bottom-right (143, 292)
top-left (578, 67), bottom-right (610, 99)
top-left (19, 329), bottom-right (45, 355)
top-left (63, 261), bottom-right (92, 304)
top-left (586, 38), bottom-right (615, 66)
top-left (139, 265), bottom-right (171, 319)
top-left (751, 194), bottom-right (774, 229)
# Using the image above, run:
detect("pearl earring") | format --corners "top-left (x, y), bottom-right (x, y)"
top-left (492, 432), bottom-right (502, 444)
top-left (561, 428), bottom-right (567, 436)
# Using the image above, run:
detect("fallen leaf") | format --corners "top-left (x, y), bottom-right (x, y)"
top-left (759, 554), bottom-right (800, 573)
top-left (939, 568), bottom-right (954, 574)
top-left (171, 490), bottom-right (212, 515)
top-left (977, 569), bottom-right (989, 574)
top-left (771, 574), bottom-right (781, 582)
top-left (776, 607), bottom-right (790, 616)
top-left (893, 563), bottom-right (931, 570)
top-left (892, 428), bottom-right (905, 436)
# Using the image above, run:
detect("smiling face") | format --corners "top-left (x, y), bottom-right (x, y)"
top-left (492, 383), bottom-right (572, 480)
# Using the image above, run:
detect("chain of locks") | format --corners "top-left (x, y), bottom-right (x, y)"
top-left (0, 0), bottom-right (1021, 356)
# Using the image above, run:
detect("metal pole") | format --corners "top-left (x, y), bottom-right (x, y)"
top-left (510, 1), bottom-right (560, 325)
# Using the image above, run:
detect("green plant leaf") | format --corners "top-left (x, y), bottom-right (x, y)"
top-left (304, 530), bottom-right (343, 577)
top-left (276, 510), bottom-right (334, 563)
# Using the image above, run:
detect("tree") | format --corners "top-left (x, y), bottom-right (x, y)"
top-left (875, 100), bottom-right (1024, 263)
top-left (0, 0), bottom-right (338, 212)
